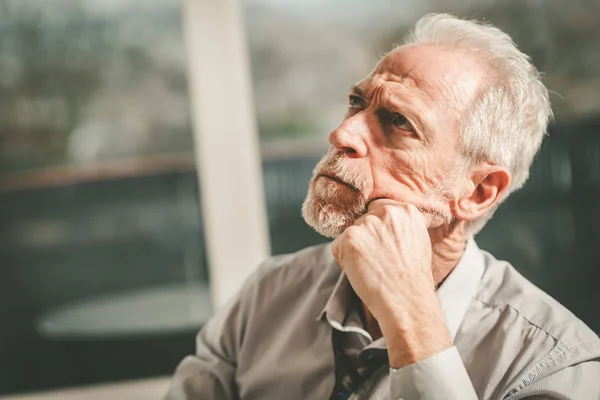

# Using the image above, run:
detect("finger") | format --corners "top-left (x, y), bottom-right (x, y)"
top-left (367, 198), bottom-right (444, 229)
top-left (366, 198), bottom-right (403, 213)
top-left (330, 236), bottom-right (343, 266)
top-left (353, 212), bottom-right (380, 228)
top-left (424, 213), bottom-right (445, 229)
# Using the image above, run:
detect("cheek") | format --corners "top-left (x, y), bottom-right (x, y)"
top-left (369, 150), bottom-right (450, 196)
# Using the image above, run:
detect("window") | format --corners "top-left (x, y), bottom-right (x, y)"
top-left (0, 0), bottom-right (208, 394)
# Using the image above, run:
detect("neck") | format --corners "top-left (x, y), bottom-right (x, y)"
top-left (429, 221), bottom-right (469, 285)
top-left (362, 221), bottom-right (469, 340)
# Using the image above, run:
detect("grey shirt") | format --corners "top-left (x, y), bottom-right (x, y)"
top-left (165, 240), bottom-right (600, 399)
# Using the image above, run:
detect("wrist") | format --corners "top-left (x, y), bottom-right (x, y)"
top-left (386, 327), bottom-right (452, 368)
top-left (380, 300), bottom-right (452, 369)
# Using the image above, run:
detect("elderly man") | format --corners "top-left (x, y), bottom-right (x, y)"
top-left (166, 14), bottom-right (600, 400)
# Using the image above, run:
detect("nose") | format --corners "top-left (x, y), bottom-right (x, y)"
top-left (328, 115), bottom-right (369, 158)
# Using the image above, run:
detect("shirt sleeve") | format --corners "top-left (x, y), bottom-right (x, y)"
top-left (389, 346), bottom-right (478, 400)
top-left (163, 272), bottom-right (259, 400)
top-left (388, 345), bottom-right (600, 400)
top-left (506, 360), bottom-right (600, 400)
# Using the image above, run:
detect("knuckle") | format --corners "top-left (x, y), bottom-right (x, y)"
top-left (399, 202), bottom-right (418, 216)
top-left (343, 227), bottom-right (362, 250)
top-left (381, 204), bottom-right (396, 217)
top-left (363, 214), bottom-right (380, 225)
top-left (408, 203), bottom-right (420, 215)
top-left (344, 225), bottom-right (359, 241)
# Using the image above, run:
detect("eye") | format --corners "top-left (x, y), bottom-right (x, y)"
top-left (390, 113), bottom-right (413, 132)
top-left (348, 95), bottom-right (365, 109)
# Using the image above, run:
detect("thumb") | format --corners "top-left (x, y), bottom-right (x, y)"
top-left (366, 198), bottom-right (402, 213)
top-left (330, 236), bottom-right (343, 266)
top-left (367, 198), bottom-right (445, 229)
top-left (426, 213), bottom-right (445, 229)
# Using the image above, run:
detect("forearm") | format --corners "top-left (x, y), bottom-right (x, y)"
top-left (376, 295), bottom-right (476, 399)
top-left (389, 346), bottom-right (478, 400)
top-left (379, 292), bottom-right (452, 369)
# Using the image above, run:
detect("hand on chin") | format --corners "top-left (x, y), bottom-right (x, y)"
top-left (331, 198), bottom-right (452, 368)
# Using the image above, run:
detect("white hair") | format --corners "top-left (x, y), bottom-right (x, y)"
top-left (403, 14), bottom-right (553, 235)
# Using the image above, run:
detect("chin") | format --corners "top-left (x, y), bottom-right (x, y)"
top-left (301, 190), bottom-right (361, 238)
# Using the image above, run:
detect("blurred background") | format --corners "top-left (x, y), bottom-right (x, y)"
top-left (0, 0), bottom-right (599, 398)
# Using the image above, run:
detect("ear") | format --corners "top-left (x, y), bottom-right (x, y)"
top-left (453, 163), bottom-right (511, 222)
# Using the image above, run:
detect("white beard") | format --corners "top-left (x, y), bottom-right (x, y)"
top-left (301, 153), bottom-right (369, 238)
top-left (302, 152), bottom-right (459, 238)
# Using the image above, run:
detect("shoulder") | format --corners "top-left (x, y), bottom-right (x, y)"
top-left (457, 247), bottom-right (599, 397)
top-left (255, 242), bottom-right (337, 282)
top-left (462, 247), bottom-right (600, 397)
top-left (256, 242), bottom-right (335, 275)
top-left (472, 248), bottom-right (600, 357)
top-left (203, 243), bottom-right (338, 353)
top-left (243, 242), bottom-right (340, 305)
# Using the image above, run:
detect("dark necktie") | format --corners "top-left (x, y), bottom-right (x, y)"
top-left (329, 328), bottom-right (388, 399)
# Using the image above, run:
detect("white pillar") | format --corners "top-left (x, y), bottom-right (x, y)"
top-left (182, 0), bottom-right (270, 309)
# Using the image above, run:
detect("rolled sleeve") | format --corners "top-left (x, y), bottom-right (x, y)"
top-left (389, 346), bottom-right (478, 400)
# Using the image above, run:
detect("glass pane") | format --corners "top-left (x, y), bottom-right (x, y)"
top-left (245, 0), bottom-right (600, 333)
top-left (0, 0), bottom-right (208, 395)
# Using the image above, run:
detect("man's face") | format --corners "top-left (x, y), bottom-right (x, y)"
top-left (302, 44), bottom-right (486, 238)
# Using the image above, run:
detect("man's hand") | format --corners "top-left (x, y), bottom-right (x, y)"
top-left (331, 199), bottom-right (452, 368)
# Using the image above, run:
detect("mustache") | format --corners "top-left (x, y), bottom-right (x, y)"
top-left (313, 153), bottom-right (369, 195)
top-left (316, 173), bottom-right (361, 192)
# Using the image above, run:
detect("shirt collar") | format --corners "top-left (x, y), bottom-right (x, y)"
top-left (317, 238), bottom-right (485, 342)
top-left (317, 266), bottom-right (374, 339)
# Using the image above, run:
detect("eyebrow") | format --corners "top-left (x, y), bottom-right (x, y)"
top-left (349, 85), bottom-right (366, 98)
top-left (349, 83), bottom-right (430, 142)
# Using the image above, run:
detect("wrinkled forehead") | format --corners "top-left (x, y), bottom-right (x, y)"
top-left (359, 44), bottom-right (487, 112)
